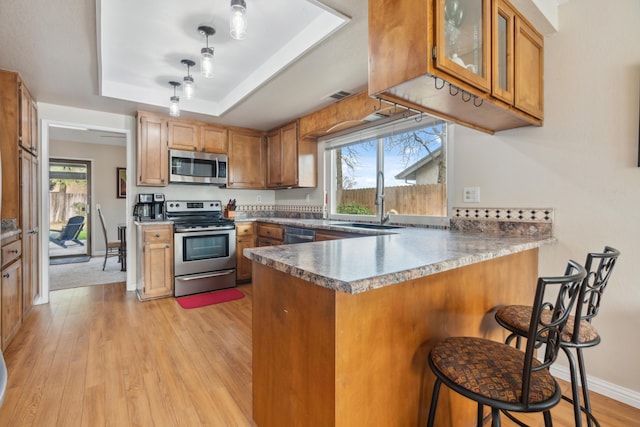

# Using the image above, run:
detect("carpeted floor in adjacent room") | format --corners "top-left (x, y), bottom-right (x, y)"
top-left (49, 256), bottom-right (126, 291)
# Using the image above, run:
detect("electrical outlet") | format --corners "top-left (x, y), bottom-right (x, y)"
top-left (463, 187), bottom-right (480, 203)
top-left (256, 195), bottom-right (262, 203)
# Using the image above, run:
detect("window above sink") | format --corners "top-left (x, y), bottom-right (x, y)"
top-left (322, 114), bottom-right (451, 228)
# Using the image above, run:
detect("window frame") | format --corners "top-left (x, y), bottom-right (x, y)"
top-left (322, 116), bottom-right (454, 227)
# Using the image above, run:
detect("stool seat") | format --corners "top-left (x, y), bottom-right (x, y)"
top-left (431, 336), bottom-right (558, 406)
top-left (496, 305), bottom-right (600, 345)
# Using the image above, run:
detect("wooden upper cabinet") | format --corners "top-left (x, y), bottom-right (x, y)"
top-left (137, 112), bottom-right (169, 186)
top-left (368, 0), bottom-right (544, 134)
top-left (19, 83), bottom-right (37, 155)
top-left (434, 0), bottom-right (491, 92)
top-left (514, 15), bottom-right (544, 119)
top-left (228, 128), bottom-right (265, 189)
top-left (266, 129), bottom-right (283, 188)
top-left (492, 0), bottom-right (516, 104)
top-left (267, 121), bottom-right (298, 188)
top-left (1, 70), bottom-right (35, 221)
top-left (200, 125), bottom-right (228, 153)
top-left (280, 123), bottom-right (298, 186)
top-left (167, 120), bottom-right (228, 153)
top-left (167, 120), bottom-right (199, 152)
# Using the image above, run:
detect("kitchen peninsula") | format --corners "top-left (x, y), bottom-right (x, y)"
top-left (244, 221), bottom-right (555, 427)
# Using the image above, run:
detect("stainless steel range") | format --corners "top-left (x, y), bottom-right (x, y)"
top-left (165, 200), bottom-right (236, 297)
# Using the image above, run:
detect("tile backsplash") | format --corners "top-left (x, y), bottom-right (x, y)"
top-left (450, 207), bottom-right (554, 237)
top-left (232, 205), bottom-right (554, 237)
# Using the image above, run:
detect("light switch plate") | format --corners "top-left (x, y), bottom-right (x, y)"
top-left (463, 187), bottom-right (480, 203)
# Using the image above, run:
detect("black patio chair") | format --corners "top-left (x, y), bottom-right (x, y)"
top-left (49, 215), bottom-right (85, 248)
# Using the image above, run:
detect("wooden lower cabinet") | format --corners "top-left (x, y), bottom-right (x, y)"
top-left (236, 222), bottom-right (255, 282)
top-left (256, 223), bottom-right (284, 247)
top-left (252, 249), bottom-right (538, 427)
top-left (137, 112), bottom-right (169, 186)
top-left (1, 235), bottom-right (23, 351)
top-left (314, 230), bottom-right (361, 241)
top-left (228, 129), bottom-right (266, 189)
top-left (136, 224), bottom-right (174, 300)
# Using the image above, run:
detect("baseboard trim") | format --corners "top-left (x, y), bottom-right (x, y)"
top-left (550, 365), bottom-right (640, 409)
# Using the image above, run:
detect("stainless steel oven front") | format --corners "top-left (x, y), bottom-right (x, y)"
top-left (173, 225), bottom-right (236, 297)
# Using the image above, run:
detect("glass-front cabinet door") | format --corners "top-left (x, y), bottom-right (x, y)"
top-left (435, 0), bottom-right (491, 92)
top-left (492, 0), bottom-right (515, 103)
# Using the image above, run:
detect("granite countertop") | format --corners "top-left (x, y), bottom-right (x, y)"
top-left (243, 219), bottom-right (556, 295)
top-left (1, 218), bottom-right (21, 242)
top-left (0, 228), bottom-right (21, 242)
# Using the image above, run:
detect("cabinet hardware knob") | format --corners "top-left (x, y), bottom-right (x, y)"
top-left (9, 250), bottom-right (18, 254)
top-left (165, 244), bottom-right (170, 248)
top-left (155, 233), bottom-right (160, 238)
top-left (3, 273), bottom-right (9, 279)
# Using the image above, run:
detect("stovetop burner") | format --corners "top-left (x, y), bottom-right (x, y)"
top-left (165, 200), bottom-right (235, 231)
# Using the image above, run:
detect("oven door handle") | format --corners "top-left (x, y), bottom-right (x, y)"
top-left (174, 226), bottom-right (235, 233)
top-left (177, 269), bottom-right (236, 281)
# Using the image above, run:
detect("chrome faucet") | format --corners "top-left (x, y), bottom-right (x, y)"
top-left (375, 171), bottom-right (390, 224)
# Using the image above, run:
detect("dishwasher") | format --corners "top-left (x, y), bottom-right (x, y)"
top-left (284, 227), bottom-right (315, 244)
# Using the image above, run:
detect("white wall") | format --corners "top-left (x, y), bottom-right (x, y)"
top-left (453, 0), bottom-right (640, 399)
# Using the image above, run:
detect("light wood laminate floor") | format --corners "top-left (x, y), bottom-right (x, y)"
top-left (0, 282), bottom-right (637, 426)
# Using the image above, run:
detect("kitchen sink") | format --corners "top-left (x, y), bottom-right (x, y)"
top-left (336, 223), bottom-right (404, 230)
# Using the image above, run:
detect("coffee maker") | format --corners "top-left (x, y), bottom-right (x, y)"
top-left (134, 193), bottom-right (165, 221)
top-left (152, 193), bottom-right (165, 220)
top-left (134, 194), bottom-right (153, 221)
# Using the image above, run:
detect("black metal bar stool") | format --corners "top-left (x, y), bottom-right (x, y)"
top-left (495, 246), bottom-right (620, 427)
top-left (427, 260), bottom-right (586, 427)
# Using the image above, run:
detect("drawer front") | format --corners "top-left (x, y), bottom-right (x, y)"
top-left (257, 224), bottom-right (284, 241)
top-left (257, 237), bottom-right (282, 247)
top-left (143, 227), bottom-right (172, 243)
top-left (236, 222), bottom-right (254, 236)
top-left (2, 239), bottom-right (22, 267)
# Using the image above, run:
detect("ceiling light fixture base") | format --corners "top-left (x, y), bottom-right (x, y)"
top-left (198, 25), bottom-right (216, 37)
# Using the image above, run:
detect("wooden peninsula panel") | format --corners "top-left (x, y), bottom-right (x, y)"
top-left (252, 249), bottom-right (538, 427)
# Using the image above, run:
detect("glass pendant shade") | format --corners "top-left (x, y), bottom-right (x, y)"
top-left (169, 96), bottom-right (180, 117)
top-left (183, 75), bottom-right (195, 99)
top-left (168, 81), bottom-right (181, 117)
top-left (201, 47), bottom-right (214, 78)
top-left (181, 59), bottom-right (196, 99)
top-left (230, 0), bottom-right (247, 40)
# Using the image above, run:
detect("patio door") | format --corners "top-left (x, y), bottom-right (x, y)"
top-left (49, 159), bottom-right (92, 259)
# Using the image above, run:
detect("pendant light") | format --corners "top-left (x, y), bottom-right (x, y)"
top-left (168, 81), bottom-right (181, 117)
top-left (230, 0), bottom-right (247, 40)
top-left (198, 25), bottom-right (215, 78)
top-left (181, 59), bottom-right (196, 99)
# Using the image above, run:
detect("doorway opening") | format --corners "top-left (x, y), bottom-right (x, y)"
top-left (48, 159), bottom-right (91, 261)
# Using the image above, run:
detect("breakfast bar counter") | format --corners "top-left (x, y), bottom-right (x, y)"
top-left (244, 222), bottom-right (555, 427)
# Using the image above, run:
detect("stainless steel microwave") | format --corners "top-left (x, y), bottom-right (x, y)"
top-left (169, 149), bottom-right (228, 185)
